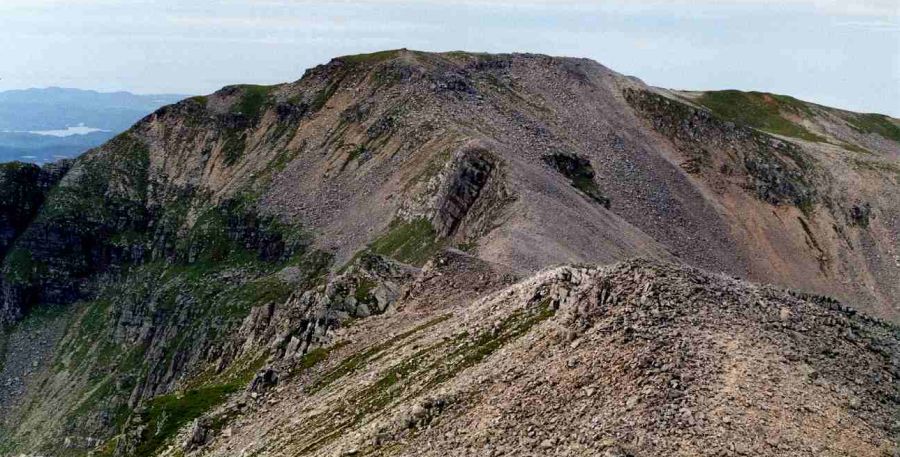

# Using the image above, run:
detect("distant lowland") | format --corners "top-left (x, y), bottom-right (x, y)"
top-left (0, 87), bottom-right (188, 164)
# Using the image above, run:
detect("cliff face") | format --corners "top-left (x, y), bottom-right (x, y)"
top-left (0, 50), bottom-right (897, 456)
top-left (0, 160), bottom-right (70, 323)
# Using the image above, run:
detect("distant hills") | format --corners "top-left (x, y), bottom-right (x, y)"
top-left (0, 87), bottom-right (187, 163)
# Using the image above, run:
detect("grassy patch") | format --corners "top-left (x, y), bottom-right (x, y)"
top-left (369, 218), bottom-right (440, 266)
top-left (337, 50), bottom-right (403, 65)
top-left (838, 141), bottom-right (873, 155)
top-left (310, 78), bottom-right (343, 112)
top-left (354, 277), bottom-right (378, 304)
top-left (267, 148), bottom-right (301, 174)
top-left (850, 158), bottom-right (900, 181)
top-left (348, 144), bottom-right (367, 162)
top-left (232, 85), bottom-right (274, 120)
top-left (221, 130), bottom-right (245, 166)
top-left (308, 314), bottom-right (450, 393)
top-left (847, 113), bottom-right (900, 143)
top-left (572, 175), bottom-right (610, 208)
top-left (134, 384), bottom-right (238, 457)
top-left (129, 351), bottom-right (271, 456)
top-left (697, 90), bottom-right (825, 142)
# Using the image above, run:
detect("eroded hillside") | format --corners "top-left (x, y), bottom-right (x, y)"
top-left (0, 50), bottom-right (898, 456)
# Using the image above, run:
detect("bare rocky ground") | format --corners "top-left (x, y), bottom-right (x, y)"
top-left (167, 255), bottom-right (899, 457)
top-left (0, 50), bottom-right (898, 456)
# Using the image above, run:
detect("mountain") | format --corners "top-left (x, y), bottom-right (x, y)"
top-left (0, 88), bottom-right (188, 163)
top-left (0, 50), bottom-right (897, 456)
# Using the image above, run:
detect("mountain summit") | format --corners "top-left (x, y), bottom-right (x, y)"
top-left (0, 50), bottom-right (897, 456)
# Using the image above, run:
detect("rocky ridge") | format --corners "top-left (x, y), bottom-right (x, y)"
top-left (169, 258), bottom-right (899, 457)
top-left (0, 50), bottom-right (897, 456)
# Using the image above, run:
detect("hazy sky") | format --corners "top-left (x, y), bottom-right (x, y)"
top-left (1, 0), bottom-right (898, 115)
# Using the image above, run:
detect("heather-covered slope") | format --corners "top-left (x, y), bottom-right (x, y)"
top-left (0, 50), bottom-right (898, 456)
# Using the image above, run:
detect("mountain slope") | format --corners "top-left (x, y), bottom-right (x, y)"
top-left (0, 50), bottom-right (897, 456)
top-left (180, 257), bottom-right (900, 457)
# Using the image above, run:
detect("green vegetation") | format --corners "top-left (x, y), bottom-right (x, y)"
top-left (847, 113), bottom-right (900, 143)
top-left (232, 85), bottom-right (274, 120)
top-left (279, 341), bottom-right (351, 381)
top-left (308, 314), bottom-right (450, 393)
top-left (221, 85), bottom-right (275, 166)
top-left (337, 49), bottom-right (403, 65)
top-left (45, 246), bottom-right (327, 455)
top-left (348, 143), bottom-right (367, 162)
top-left (22, 205), bottom-right (330, 454)
top-left (298, 346), bottom-right (333, 370)
top-left (543, 152), bottom-right (611, 208)
top-left (850, 158), bottom-right (900, 182)
top-left (354, 277), bottom-right (378, 304)
top-left (627, 89), bottom-right (818, 211)
top-left (457, 240), bottom-right (478, 253)
top-left (369, 217), bottom-right (440, 266)
top-left (134, 384), bottom-right (238, 457)
top-left (338, 143), bottom-right (370, 172)
top-left (39, 132), bottom-right (150, 222)
top-left (696, 90), bottom-right (825, 142)
top-left (232, 276), bottom-right (294, 312)
top-left (221, 129), bottom-right (245, 166)
top-left (0, 332), bottom-right (6, 378)
top-left (2, 247), bottom-right (45, 285)
top-left (310, 77), bottom-right (342, 112)
top-left (571, 174), bottom-right (610, 208)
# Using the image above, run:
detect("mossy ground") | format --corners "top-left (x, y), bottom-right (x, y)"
top-left (369, 217), bottom-right (440, 266)
top-left (233, 85), bottom-right (275, 120)
top-left (696, 90), bottom-right (825, 142)
top-left (133, 384), bottom-right (238, 457)
top-left (308, 314), bottom-right (450, 394)
top-left (847, 113), bottom-right (900, 143)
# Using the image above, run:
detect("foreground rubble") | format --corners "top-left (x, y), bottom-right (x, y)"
top-left (181, 258), bottom-right (898, 457)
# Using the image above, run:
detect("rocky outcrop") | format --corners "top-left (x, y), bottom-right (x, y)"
top-left (0, 161), bottom-right (69, 257)
top-left (624, 88), bottom-right (818, 211)
top-left (431, 146), bottom-right (497, 238)
top-left (177, 259), bottom-right (898, 457)
top-left (0, 160), bottom-right (70, 323)
top-left (225, 252), bottom-right (416, 367)
top-left (542, 152), bottom-right (610, 208)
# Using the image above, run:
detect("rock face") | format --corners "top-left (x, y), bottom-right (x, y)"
top-left (542, 151), bottom-right (610, 208)
top-left (431, 146), bottom-right (497, 238)
top-left (0, 50), bottom-right (897, 456)
top-left (0, 160), bottom-right (70, 323)
top-left (624, 88), bottom-right (817, 210)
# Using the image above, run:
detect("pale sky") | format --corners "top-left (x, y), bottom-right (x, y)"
top-left (1, 0), bottom-right (898, 115)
